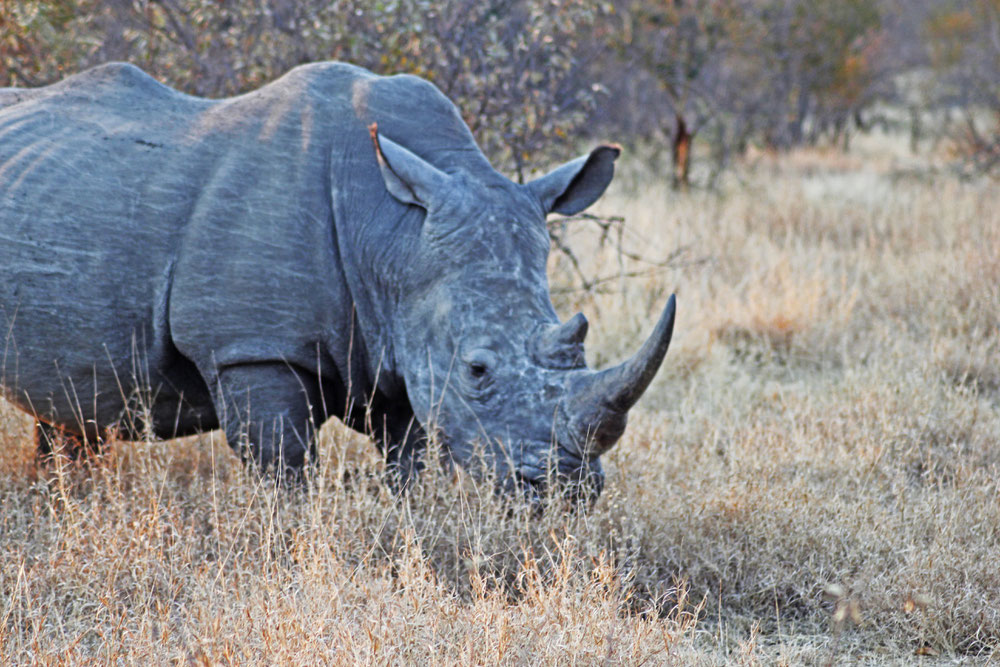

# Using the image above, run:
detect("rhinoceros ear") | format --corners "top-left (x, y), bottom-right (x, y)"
top-left (369, 123), bottom-right (449, 209)
top-left (527, 144), bottom-right (621, 216)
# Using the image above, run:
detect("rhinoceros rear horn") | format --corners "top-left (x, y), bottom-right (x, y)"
top-left (532, 313), bottom-right (589, 367)
top-left (527, 144), bottom-right (620, 216)
top-left (369, 122), bottom-right (449, 209)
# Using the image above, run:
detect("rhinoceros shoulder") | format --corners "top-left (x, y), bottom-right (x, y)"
top-left (243, 61), bottom-right (451, 121)
top-left (234, 61), bottom-right (494, 178)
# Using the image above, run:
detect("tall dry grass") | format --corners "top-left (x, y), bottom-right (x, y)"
top-left (2, 135), bottom-right (998, 664)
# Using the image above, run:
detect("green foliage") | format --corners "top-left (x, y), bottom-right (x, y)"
top-left (0, 0), bottom-right (83, 86)
top-left (925, 3), bottom-right (978, 69)
top-left (1, 0), bottom-right (604, 175)
top-left (777, 0), bottom-right (882, 110)
top-left (607, 0), bottom-right (890, 184)
top-left (618, 0), bottom-right (736, 102)
top-left (5, 0), bottom-right (999, 180)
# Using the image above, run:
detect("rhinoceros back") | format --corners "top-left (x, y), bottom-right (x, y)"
top-left (0, 64), bottom-right (218, 431)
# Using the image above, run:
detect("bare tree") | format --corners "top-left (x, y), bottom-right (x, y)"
top-left (613, 1), bottom-right (739, 189)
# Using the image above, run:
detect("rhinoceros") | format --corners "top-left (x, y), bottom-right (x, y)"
top-left (0, 62), bottom-right (675, 497)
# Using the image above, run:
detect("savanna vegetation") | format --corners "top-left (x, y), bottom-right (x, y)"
top-left (4, 0), bottom-right (1000, 182)
top-left (2, 0), bottom-right (999, 663)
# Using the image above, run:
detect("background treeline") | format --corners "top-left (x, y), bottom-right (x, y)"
top-left (2, 0), bottom-right (999, 184)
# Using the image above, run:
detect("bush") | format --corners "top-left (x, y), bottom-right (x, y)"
top-left (1, 0), bottom-right (605, 175)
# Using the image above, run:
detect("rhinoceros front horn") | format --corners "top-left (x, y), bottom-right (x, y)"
top-left (594, 294), bottom-right (676, 412)
top-left (564, 295), bottom-right (676, 456)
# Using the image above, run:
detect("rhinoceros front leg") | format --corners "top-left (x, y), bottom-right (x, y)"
top-left (375, 406), bottom-right (427, 491)
top-left (210, 363), bottom-right (319, 477)
top-left (343, 399), bottom-right (427, 491)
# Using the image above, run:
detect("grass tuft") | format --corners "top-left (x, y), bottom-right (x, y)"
top-left (2, 134), bottom-right (999, 663)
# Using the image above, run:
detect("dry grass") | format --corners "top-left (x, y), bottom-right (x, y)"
top-left (3, 134), bottom-right (999, 664)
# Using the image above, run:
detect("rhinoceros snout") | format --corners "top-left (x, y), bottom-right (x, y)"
top-left (509, 442), bottom-right (605, 504)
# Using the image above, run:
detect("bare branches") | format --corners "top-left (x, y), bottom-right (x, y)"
top-left (547, 213), bottom-right (696, 296)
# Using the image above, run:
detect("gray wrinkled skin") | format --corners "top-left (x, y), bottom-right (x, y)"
top-left (0, 62), bottom-right (675, 498)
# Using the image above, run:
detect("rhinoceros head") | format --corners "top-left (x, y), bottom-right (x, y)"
top-left (370, 127), bottom-right (675, 500)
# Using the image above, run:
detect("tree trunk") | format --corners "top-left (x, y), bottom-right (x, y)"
top-left (671, 113), bottom-right (692, 190)
top-left (909, 106), bottom-right (922, 154)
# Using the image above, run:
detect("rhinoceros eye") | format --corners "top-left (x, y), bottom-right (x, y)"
top-left (463, 349), bottom-right (498, 391)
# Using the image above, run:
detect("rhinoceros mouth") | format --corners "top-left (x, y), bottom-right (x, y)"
top-left (508, 442), bottom-right (604, 503)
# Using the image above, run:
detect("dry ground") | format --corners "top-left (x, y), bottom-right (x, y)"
top-left (2, 135), bottom-right (998, 664)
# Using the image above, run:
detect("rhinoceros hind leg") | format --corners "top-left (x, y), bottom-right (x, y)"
top-left (211, 363), bottom-right (319, 481)
top-left (35, 422), bottom-right (102, 463)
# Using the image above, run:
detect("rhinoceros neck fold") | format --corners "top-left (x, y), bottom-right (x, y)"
top-left (325, 69), bottom-right (509, 396)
